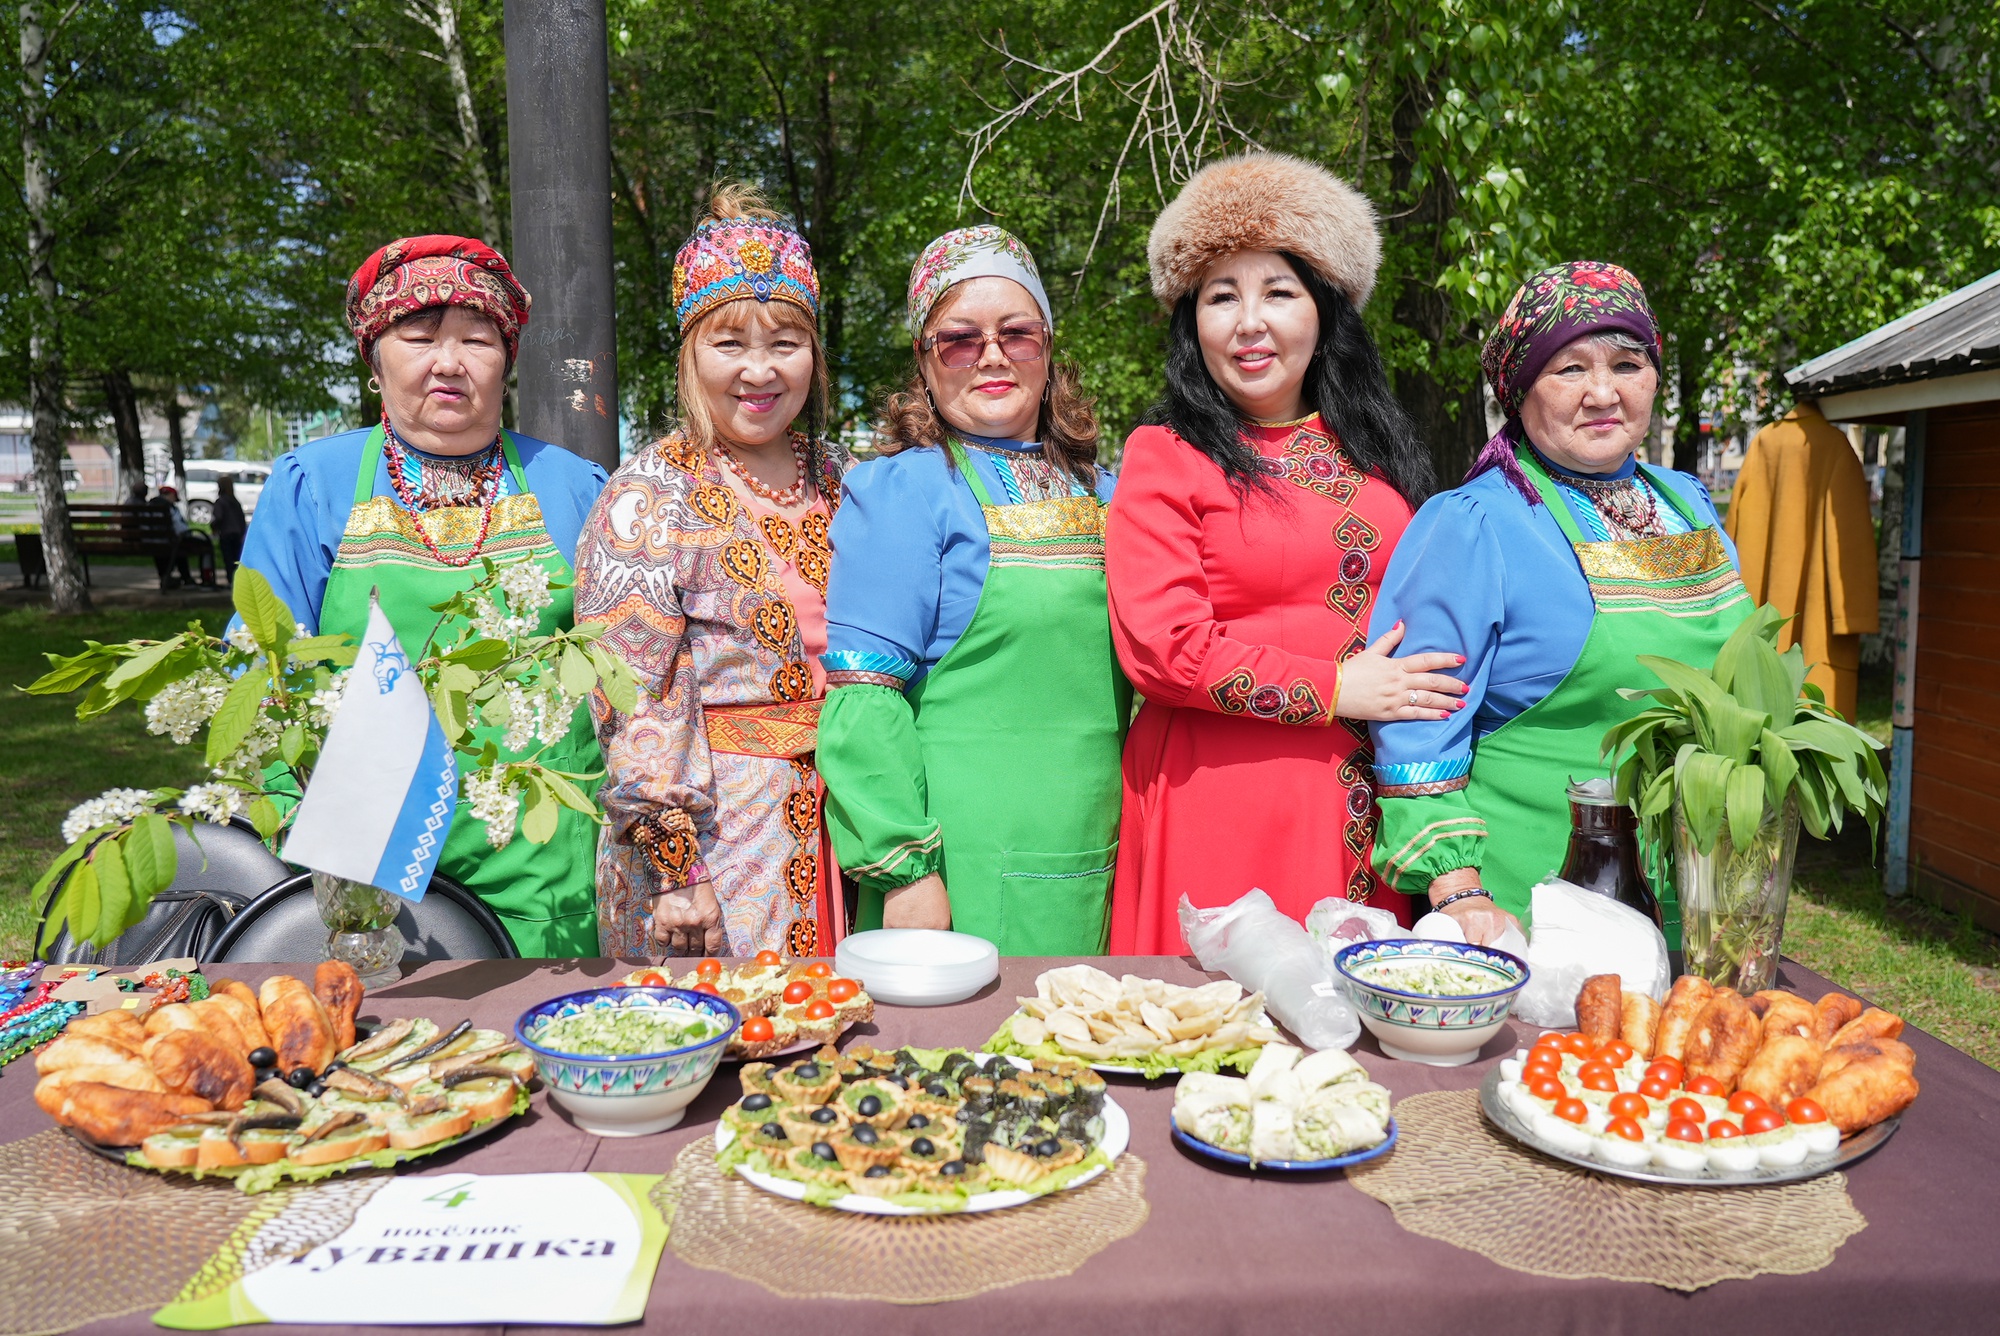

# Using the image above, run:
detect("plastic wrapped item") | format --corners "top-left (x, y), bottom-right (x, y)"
top-left (1512, 875), bottom-right (1671, 1030)
top-left (1411, 911), bottom-right (1529, 959)
top-left (1179, 890), bottom-right (1361, 1051)
top-left (1305, 898), bottom-right (1412, 952)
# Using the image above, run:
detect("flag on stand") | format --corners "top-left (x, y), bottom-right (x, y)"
top-left (283, 593), bottom-right (456, 902)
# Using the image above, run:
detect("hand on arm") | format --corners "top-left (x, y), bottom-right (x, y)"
top-left (1335, 621), bottom-right (1468, 722)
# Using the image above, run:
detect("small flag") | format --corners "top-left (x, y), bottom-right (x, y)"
top-left (284, 593), bottom-right (456, 901)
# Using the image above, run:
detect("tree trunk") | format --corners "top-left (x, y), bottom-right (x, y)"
top-left (20, 0), bottom-right (89, 613)
top-left (105, 370), bottom-right (146, 500)
top-left (419, 0), bottom-right (503, 246)
top-left (165, 391), bottom-right (187, 492)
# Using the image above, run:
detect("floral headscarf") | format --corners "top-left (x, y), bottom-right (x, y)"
top-left (906, 226), bottom-right (1053, 338)
top-left (347, 235), bottom-right (531, 364)
top-left (1467, 260), bottom-right (1663, 504)
top-left (672, 216), bottom-right (820, 329)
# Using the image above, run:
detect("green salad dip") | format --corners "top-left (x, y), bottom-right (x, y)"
top-left (533, 1005), bottom-right (714, 1056)
top-left (1357, 959), bottom-right (1504, 997)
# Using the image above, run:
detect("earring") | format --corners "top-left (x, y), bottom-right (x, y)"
top-left (367, 376), bottom-right (382, 394)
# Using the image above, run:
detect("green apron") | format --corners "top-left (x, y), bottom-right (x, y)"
top-left (1464, 448), bottom-right (1751, 944)
top-left (853, 447), bottom-right (1132, 953)
top-left (316, 426), bottom-right (601, 955)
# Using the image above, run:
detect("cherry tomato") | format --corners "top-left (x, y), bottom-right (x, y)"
top-left (1608, 1092), bottom-right (1650, 1120)
top-left (632, 970), bottom-right (667, 988)
top-left (1638, 1078), bottom-right (1674, 1101)
top-left (1664, 1119), bottom-right (1705, 1144)
top-left (1553, 1097), bottom-right (1589, 1124)
top-left (1785, 1098), bottom-right (1829, 1125)
top-left (1707, 1119), bottom-right (1742, 1140)
top-left (1597, 1039), bottom-right (1635, 1065)
top-left (827, 978), bottom-right (862, 1003)
top-left (1668, 1098), bottom-right (1708, 1125)
top-left (1605, 1116), bottom-right (1645, 1142)
top-left (782, 979), bottom-right (815, 1004)
top-left (754, 950), bottom-right (783, 966)
top-left (1531, 1032), bottom-right (1565, 1052)
top-left (804, 962), bottom-right (835, 979)
top-left (803, 998), bottom-right (836, 1021)
top-left (1528, 1077), bottom-right (1566, 1101)
top-left (695, 958), bottom-right (723, 980)
top-left (1560, 1033), bottom-right (1594, 1057)
top-left (1644, 1060), bottom-right (1684, 1086)
top-left (1522, 1053), bottom-right (1561, 1077)
top-left (1684, 1075), bottom-right (1725, 1097)
top-left (1742, 1108), bottom-right (1788, 1135)
top-left (739, 1016), bottom-right (776, 1043)
top-left (1577, 1061), bottom-right (1620, 1093)
top-left (1727, 1091), bottom-right (1767, 1115)
top-left (691, 981), bottom-right (722, 996)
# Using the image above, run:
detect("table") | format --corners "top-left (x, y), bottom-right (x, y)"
top-left (5, 956), bottom-right (1997, 1336)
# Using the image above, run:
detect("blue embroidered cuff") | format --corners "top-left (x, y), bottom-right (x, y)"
top-left (1374, 755), bottom-right (1473, 798)
top-left (822, 649), bottom-right (917, 690)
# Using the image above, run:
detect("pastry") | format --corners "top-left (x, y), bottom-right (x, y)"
top-left (1682, 991), bottom-right (1762, 1091)
top-left (144, 1028), bottom-right (256, 1110)
top-left (1807, 1054), bottom-right (1918, 1133)
top-left (1575, 974), bottom-right (1623, 1046)
top-left (259, 974), bottom-right (337, 1073)
top-left (47, 1082), bottom-right (214, 1145)
top-left (1653, 975), bottom-right (1713, 1061)
top-left (1813, 993), bottom-right (1865, 1046)
top-left (1736, 1033), bottom-right (1823, 1108)
top-left (1620, 991), bottom-right (1662, 1055)
top-left (1829, 1007), bottom-right (1904, 1050)
top-left (314, 960), bottom-right (365, 1052)
top-left (1818, 1037), bottom-right (1916, 1078)
top-left (1747, 990), bottom-right (1818, 1042)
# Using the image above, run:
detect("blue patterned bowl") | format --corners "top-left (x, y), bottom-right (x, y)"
top-left (1333, 939), bottom-right (1529, 1068)
top-left (515, 987), bottom-right (741, 1137)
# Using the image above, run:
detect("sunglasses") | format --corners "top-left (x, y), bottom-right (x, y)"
top-left (921, 322), bottom-right (1049, 369)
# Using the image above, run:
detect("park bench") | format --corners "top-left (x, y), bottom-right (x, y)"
top-left (13, 504), bottom-right (212, 590)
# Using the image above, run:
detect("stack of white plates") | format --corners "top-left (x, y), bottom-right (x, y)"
top-left (833, 929), bottom-right (1000, 1007)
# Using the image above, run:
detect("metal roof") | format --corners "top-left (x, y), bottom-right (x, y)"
top-left (1786, 269), bottom-right (2000, 397)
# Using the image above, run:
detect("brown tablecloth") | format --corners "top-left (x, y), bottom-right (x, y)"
top-left (6, 956), bottom-right (1997, 1336)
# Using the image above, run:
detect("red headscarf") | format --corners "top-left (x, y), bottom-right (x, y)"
top-left (346, 235), bottom-right (532, 363)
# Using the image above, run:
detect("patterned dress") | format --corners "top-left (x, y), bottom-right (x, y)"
top-left (575, 429), bottom-right (842, 957)
top-left (1103, 415), bottom-right (1417, 953)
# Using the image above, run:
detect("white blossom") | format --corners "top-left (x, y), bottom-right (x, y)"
top-left (463, 770), bottom-right (523, 849)
top-left (226, 625), bottom-right (259, 654)
top-left (144, 670), bottom-right (229, 745)
top-left (307, 669), bottom-right (351, 729)
top-left (469, 592), bottom-right (538, 642)
top-left (178, 783), bottom-right (245, 825)
top-left (213, 713), bottom-right (285, 779)
top-left (61, 788), bottom-right (157, 844)
top-left (497, 560), bottom-right (553, 616)
top-left (533, 680), bottom-right (574, 747)
top-left (500, 680), bottom-right (536, 752)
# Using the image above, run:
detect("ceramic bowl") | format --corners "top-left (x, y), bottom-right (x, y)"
top-left (515, 986), bottom-right (740, 1136)
top-left (833, 929), bottom-right (1000, 1007)
top-left (1333, 939), bottom-right (1529, 1067)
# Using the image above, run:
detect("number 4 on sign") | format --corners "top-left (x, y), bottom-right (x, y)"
top-left (423, 1184), bottom-right (475, 1209)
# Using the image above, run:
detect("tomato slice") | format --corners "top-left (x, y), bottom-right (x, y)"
top-left (1742, 1108), bottom-right (1787, 1135)
top-left (1531, 1032), bottom-right (1565, 1052)
top-left (739, 1016), bottom-right (776, 1043)
top-left (804, 962), bottom-right (835, 979)
top-left (632, 970), bottom-right (667, 988)
top-left (1637, 1078), bottom-right (1673, 1100)
top-left (782, 979), bottom-right (815, 1004)
top-left (1664, 1118), bottom-right (1705, 1143)
top-left (826, 978), bottom-right (861, 1003)
top-left (1726, 1090), bottom-right (1768, 1115)
top-left (1707, 1118), bottom-right (1742, 1140)
top-left (754, 950), bottom-right (783, 966)
top-left (1605, 1115), bottom-right (1645, 1142)
top-left (690, 980), bottom-right (722, 996)
top-left (1607, 1092), bottom-right (1650, 1120)
top-left (803, 998), bottom-right (836, 1020)
top-left (1644, 1060), bottom-right (1684, 1085)
top-left (1577, 1061), bottom-right (1619, 1093)
top-left (695, 958), bottom-right (724, 979)
top-left (1553, 1097), bottom-right (1589, 1124)
top-left (1785, 1098), bottom-right (1828, 1125)
top-left (1559, 1033), bottom-right (1594, 1057)
top-left (1597, 1039), bottom-right (1635, 1065)
top-left (1527, 1077), bottom-right (1565, 1101)
top-left (1683, 1075), bottom-right (1725, 1097)
top-left (1668, 1098), bottom-right (1707, 1125)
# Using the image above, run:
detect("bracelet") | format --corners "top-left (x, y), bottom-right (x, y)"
top-left (1432, 887), bottom-right (1492, 912)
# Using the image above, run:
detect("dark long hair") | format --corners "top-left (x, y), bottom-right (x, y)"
top-left (1144, 253), bottom-right (1434, 507)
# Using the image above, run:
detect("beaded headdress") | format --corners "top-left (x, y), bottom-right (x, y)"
top-left (672, 217), bottom-right (820, 329)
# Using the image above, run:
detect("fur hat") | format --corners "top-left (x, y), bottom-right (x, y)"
top-left (1147, 152), bottom-right (1382, 310)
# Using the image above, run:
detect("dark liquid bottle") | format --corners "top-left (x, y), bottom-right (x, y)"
top-left (1559, 778), bottom-right (1663, 929)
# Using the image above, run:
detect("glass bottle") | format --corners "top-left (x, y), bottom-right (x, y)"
top-left (1559, 778), bottom-right (1663, 929)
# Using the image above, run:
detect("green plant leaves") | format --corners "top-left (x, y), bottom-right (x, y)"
top-left (559, 644), bottom-right (596, 698)
top-left (123, 813), bottom-right (179, 897)
top-left (205, 669), bottom-right (268, 767)
top-left (1724, 762), bottom-right (1767, 850)
top-left (233, 568), bottom-right (293, 659)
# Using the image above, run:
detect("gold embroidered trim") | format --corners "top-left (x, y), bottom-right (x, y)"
top-left (343, 494), bottom-right (551, 548)
top-left (1383, 817), bottom-right (1488, 883)
top-left (848, 828), bottom-right (943, 880)
top-left (980, 496), bottom-right (1105, 542)
top-left (1574, 528), bottom-right (1731, 583)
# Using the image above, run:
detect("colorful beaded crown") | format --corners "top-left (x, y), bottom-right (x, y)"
top-left (672, 217), bottom-right (820, 329)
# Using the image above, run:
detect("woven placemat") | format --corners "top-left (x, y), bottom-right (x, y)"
top-left (651, 1139), bottom-right (1149, 1304)
top-left (1348, 1090), bottom-right (1867, 1291)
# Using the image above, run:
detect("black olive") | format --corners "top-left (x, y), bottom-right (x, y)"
top-left (306, 1080), bottom-right (327, 1097)
top-left (285, 1067), bottom-right (315, 1089)
top-left (742, 1093), bottom-right (773, 1111)
top-left (857, 1095), bottom-right (882, 1117)
top-left (252, 1066), bottom-right (276, 1083)
top-left (795, 1063), bottom-right (821, 1079)
top-left (925, 1081), bottom-right (950, 1098)
top-left (350, 1023), bottom-right (371, 1041)
top-left (759, 1123), bottom-right (788, 1141)
top-left (885, 1074), bottom-right (909, 1089)
top-left (810, 1106), bottom-right (838, 1124)
top-left (939, 1159), bottom-right (967, 1177)
top-left (906, 1113), bottom-right (930, 1129)
top-left (812, 1141), bottom-right (837, 1160)
top-left (853, 1124), bottom-right (879, 1145)
top-left (1034, 1138), bottom-right (1061, 1157)
top-left (911, 1137), bottom-right (935, 1156)
top-left (246, 1047), bottom-right (277, 1069)
top-left (865, 1165), bottom-right (891, 1178)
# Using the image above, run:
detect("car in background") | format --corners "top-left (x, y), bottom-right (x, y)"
top-left (180, 460), bottom-right (270, 524)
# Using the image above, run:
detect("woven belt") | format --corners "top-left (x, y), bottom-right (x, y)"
top-left (704, 700), bottom-right (821, 758)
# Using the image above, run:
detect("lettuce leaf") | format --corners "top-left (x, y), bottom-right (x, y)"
top-left (983, 1014), bottom-right (1263, 1080)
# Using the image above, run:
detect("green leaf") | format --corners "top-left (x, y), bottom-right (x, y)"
top-left (588, 645), bottom-right (639, 714)
top-left (206, 670), bottom-right (269, 767)
top-left (31, 837), bottom-right (95, 920)
top-left (1696, 695), bottom-right (1770, 765)
top-left (1722, 632), bottom-right (1795, 721)
top-left (520, 778), bottom-right (559, 844)
top-left (233, 569), bottom-right (295, 657)
top-left (559, 644), bottom-right (595, 698)
top-left (1724, 763), bottom-right (1767, 851)
top-left (247, 797), bottom-right (282, 840)
top-left (123, 813), bottom-right (179, 897)
top-left (430, 684), bottom-right (467, 744)
top-left (444, 638), bottom-right (512, 672)
top-left (25, 642), bottom-right (121, 695)
top-left (68, 861), bottom-right (102, 950)
top-left (436, 662), bottom-right (481, 694)
top-left (279, 723), bottom-right (307, 767)
top-left (287, 633), bottom-right (356, 665)
top-left (1634, 653), bottom-right (1730, 710)
top-left (538, 768), bottom-right (600, 816)
top-left (103, 636), bottom-right (182, 691)
top-left (90, 837), bottom-right (136, 945)
top-left (1758, 728), bottom-right (1800, 808)
top-left (1676, 749), bottom-right (1735, 853)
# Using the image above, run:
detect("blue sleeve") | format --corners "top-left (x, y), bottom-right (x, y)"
top-left (1367, 491), bottom-right (1503, 791)
top-left (1095, 467), bottom-right (1117, 503)
top-left (236, 450), bottom-right (342, 633)
top-left (823, 455), bottom-right (948, 684)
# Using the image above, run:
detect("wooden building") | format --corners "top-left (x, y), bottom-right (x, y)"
top-left (1788, 271), bottom-right (2000, 929)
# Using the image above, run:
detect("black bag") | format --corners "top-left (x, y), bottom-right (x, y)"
top-left (38, 887), bottom-right (255, 967)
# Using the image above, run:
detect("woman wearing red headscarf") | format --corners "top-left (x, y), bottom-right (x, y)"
top-left (236, 235), bottom-right (609, 954)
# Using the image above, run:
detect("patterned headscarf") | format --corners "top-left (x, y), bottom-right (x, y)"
top-left (347, 235), bottom-right (531, 363)
top-left (1467, 260), bottom-right (1663, 504)
top-left (906, 226), bottom-right (1053, 338)
top-left (672, 216), bottom-right (819, 329)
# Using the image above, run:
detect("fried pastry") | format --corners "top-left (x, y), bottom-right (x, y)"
top-left (33, 1060), bottom-right (166, 1096)
top-left (259, 974), bottom-right (337, 1073)
top-left (46, 1081), bottom-right (214, 1145)
top-left (1737, 1033), bottom-right (1823, 1107)
top-left (1830, 1007), bottom-right (1904, 1050)
top-left (35, 1035), bottom-right (148, 1076)
top-left (1813, 993), bottom-right (1864, 1046)
top-left (64, 1010), bottom-right (146, 1054)
top-left (142, 1003), bottom-right (207, 1039)
top-left (144, 1028), bottom-right (255, 1110)
top-left (1620, 992), bottom-right (1662, 1055)
top-left (1748, 990), bottom-right (1818, 1043)
top-left (1576, 974), bottom-right (1623, 1046)
top-left (202, 989), bottom-right (270, 1053)
top-left (210, 977), bottom-right (264, 1016)
top-left (1682, 991), bottom-right (1762, 1091)
top-left (189, 998), bottom-right (251, 1056)
top-left (1818, 1038), bottom-right (1916, 1079)
top-left (1808, 1054), bottom-right (1918, 1134)
top-left (1653, 976), bottom-right (1714, 1062)
top-left (314, 960), bottom-right (365, 1053)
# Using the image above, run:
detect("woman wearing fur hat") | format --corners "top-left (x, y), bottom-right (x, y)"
top-left (816, 226), bottom-right (1128, 955)
top-left (1369, 262), bottom-right (1747, 944)
top-left (574, 186), bottom-right (846, 958)
top-left (1105, 152), bottom-right (1462, 954)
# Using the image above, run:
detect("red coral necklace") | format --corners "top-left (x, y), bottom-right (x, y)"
top-left (381, 412), bottom-right (504, 567)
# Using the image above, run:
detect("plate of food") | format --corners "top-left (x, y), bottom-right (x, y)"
top-left (619, 954), bottom-right (873, 1061)
top-left (985, 964), bottom-right (1281, 1079)
top-left (1170, 1043), bottom-right (1397, 1172)
top-left (1479, 973), bottom-right (1915, 1186)
top-left (34, 963), bottom-right (534, 1193)
top-left (714, 1045), bottom-right (1128, 1215)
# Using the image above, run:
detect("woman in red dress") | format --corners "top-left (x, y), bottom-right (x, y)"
top-left (1107, 152), bottom-right (1467, 953)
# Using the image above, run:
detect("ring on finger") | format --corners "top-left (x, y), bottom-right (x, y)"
top-left (1407, 690), bottom-right (1418, 707)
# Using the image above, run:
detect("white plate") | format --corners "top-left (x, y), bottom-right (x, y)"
top-left (834, 930), bottom-right (999, 1007)
top-left (716, 1054), bottom-right (1129, 1215)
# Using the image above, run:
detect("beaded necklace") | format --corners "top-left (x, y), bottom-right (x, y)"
top-left (381, 412), bottom-right (505, 567)
top-left (715, 435), bottom-right (810, 509)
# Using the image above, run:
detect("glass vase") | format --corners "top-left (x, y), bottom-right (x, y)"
top-left (312, 871), bottom-right (404, 989)
top-left (1673, 794), bottom-right (1800, 993)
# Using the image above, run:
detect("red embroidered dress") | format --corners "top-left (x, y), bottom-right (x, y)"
top-left (1104, 415), bottom-right (1415, 953)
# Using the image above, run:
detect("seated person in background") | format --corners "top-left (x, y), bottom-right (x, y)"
top-left (150, 484), bottom-right (215, 588)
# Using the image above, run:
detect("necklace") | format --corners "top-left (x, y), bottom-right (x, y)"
top-left (1547, 461), bottom-right (1666, 541)
top-left (716, 436), bottom-right (810, 508)
top-left (381, 413), bottom-right (504, 567)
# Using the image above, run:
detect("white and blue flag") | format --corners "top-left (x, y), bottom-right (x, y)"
top-left (284, 594), bottom-right (456, 902)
